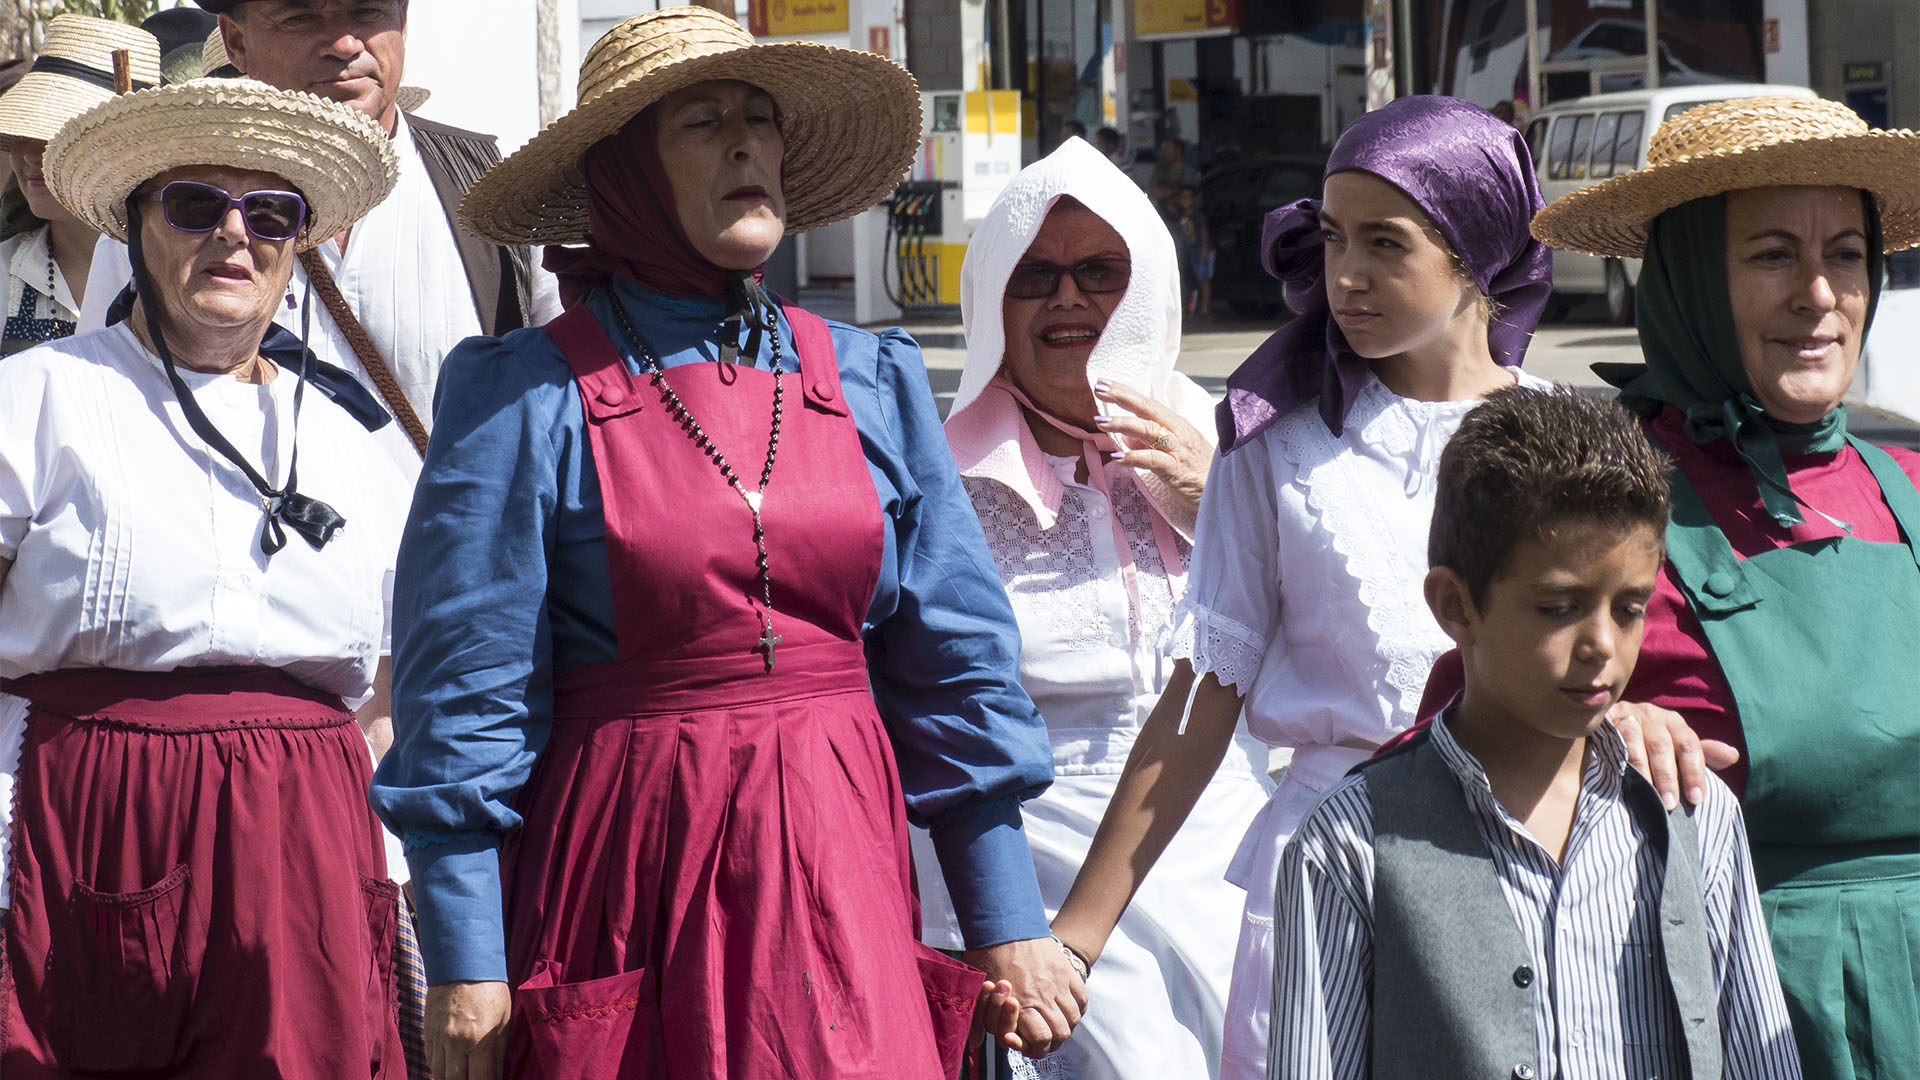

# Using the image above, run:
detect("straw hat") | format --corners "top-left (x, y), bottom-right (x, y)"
top-left (199, 28), bottom-right (429, 111)
top-left (1532, 95), bottom-right (1920, 258)
top-left (459, 6), bottom-right (920, 246)
top-left (0, 15), bottom-right (161, 148)
top-left (45, 77), bottom-right (399, 251)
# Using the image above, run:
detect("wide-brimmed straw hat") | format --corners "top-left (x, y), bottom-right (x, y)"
top-left (460, 6), bottom-right (920, 246)
top-left (0, 15), bottom-right (160, 148)
top-left (45, 77), bottom-right (399, 251)
top-left (199, 28), bottom-right (429, 111)
top-left (1533, 95), bottom-right (1920, 257)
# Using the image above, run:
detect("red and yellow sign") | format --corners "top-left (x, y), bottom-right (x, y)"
top-left (1133, 0), bottom-right (1241, 39)
top-left (747, 0), bottom-right (849, 37)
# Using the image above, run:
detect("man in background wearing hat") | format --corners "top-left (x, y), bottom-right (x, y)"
top-left (140, 6), bottom-right (219, 84)
top-left (80, 0), bottom-right (562, 480)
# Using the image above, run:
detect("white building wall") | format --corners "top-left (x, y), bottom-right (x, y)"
top-left (406, 0), bottom-right (896, 320)
top-left (404, 0), bottom-right (544, 151)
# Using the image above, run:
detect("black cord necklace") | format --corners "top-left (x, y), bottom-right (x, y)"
top-left (125, 197), bottom-right (343, 557)
top-left (608, 292), bottom-right (787, 672)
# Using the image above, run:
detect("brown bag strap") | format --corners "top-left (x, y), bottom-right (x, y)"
top-left (296, 248), bottom-right (430, 457)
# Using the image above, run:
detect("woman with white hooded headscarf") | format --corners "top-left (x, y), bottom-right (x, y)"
top-left (911, 139), bottom-right (1275, 1077)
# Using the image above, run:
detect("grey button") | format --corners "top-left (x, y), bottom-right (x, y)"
top-left (1512, 965), bottom-right (1534, 988)
top-left (1512, 1066), bottom-right (1536, 1080)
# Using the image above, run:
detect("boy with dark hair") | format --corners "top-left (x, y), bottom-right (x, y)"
top-left (1266, 388), bottom-right (1801, 1080)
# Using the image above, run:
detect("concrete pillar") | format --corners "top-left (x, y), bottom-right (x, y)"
top-left (536, 0), bottom-right (581, 126)
top-left (851, 0), bottom-right (909, 325)
top-left (1762, 0), bottom-right (1809, 87)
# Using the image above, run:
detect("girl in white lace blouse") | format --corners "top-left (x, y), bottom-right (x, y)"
top-left (1047, 97), bottom-right (1562, 1080)
top-left (915, 139), bottom-right (1274, 1077)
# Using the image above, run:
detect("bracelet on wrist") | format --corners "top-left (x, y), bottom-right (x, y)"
top-left (1050, 933), bottom-right (1092, 979)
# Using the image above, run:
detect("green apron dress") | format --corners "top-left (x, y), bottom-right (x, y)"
top-left (1663, 435), bottom-right (1920, 1080)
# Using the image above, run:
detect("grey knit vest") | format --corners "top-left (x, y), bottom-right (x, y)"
top-left (1363, 728), bottom-right (1722, 1080)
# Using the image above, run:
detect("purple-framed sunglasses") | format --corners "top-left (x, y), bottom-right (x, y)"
top-left (143, 180), bottom-right (309, 242)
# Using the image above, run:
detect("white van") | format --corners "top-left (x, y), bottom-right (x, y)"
top-left (1524, 83), bottom-right (1815, 324)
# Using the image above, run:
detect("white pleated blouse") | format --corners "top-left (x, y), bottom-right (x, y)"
top-left (0, 323), bottom-right (410, 904)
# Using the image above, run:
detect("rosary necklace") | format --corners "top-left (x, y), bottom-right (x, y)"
top-left (609, 296), bottom-right (787, 672)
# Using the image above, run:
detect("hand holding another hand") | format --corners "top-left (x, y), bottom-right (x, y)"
top-left (427, 980), bottom-right (512, 1080)
top-left (964, 936), bottom-right (1089, 1059)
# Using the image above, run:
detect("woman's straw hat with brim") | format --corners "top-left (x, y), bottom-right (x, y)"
top-left (45, 77), bottom-right (399, 252)
top-left (0, 15), bottom-right (161, 148)
top-left (459, 6), bottom-right (920, 246)
top-left (199, 28), bottom-right (429, 110)
top-left (1532, 95), bottom-right (1920, 258)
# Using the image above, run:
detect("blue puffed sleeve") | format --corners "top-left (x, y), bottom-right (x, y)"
top-left (369, 326), bottom-right (594, 985)
top-left (835, 324), bottom-right (1055, 948)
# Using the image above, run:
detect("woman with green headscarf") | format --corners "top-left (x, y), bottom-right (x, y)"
top-left (1530, 95), bottom-right (1920, 1080)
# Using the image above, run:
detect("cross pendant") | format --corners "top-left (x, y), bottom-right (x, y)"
top-left (756, 623), bottom-right (783, 673)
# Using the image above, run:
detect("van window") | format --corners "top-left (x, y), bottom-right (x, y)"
top-left (1258, 165), bottom-right (1318, 208)
top-left (1566, 114), bottom-right (1597, 180)
top-left (1663, 97), bottom-right (1725, 124)
top-left (1589, 112), bottom-right (1622, 178)
top-left (1525, 118), bottom-right (1548, 166)
top-left (1612, 111), bottom-right (1644, 172)
top-left (1547, 115), bottom-right (1577, 179)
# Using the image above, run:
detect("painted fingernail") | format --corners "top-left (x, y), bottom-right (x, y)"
top-left (1093, 414), bottom-right (1111, 425)
top-left (1094, 378), bottom-right (1111, 392)
top-left (1109, 450), bottom-right (1126, 459)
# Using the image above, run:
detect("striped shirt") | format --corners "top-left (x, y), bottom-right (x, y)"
top-left (1268, 716), bottom-right (1802, 1080)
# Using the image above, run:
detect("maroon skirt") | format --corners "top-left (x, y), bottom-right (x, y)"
top-left (501, 643), bottom-right (981, 1080)
top-left (0, 667), bottom-right (404, 1079)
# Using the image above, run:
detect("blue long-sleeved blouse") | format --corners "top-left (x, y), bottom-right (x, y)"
top-left (371, 279), bottom-right (1055, 984)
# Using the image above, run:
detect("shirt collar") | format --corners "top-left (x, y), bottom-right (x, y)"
top-left (11, 225), bottom-right (74, 312)
top-left (1430, 698), bottom-right (1631, 804)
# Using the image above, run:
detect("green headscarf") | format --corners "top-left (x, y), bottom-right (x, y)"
top-left (1601, 192), bottom-right (1883, 528)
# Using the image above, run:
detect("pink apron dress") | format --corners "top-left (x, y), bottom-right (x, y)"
top-left (0, 667), bottom-right (404, 1078)
top-left (501, 304), bottom-right (980, 1079)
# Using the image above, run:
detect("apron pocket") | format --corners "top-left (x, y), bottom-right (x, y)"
top-left (52, 862), bottom-right (198, 1072)
top-left (915, 941), bottom-right (983, 1080)
top-left (360, 874), bottom-right (401, 1073)
top-left (515, 960), bottom-right (658, 1079)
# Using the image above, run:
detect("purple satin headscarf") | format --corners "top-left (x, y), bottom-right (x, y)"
top-left (1217, 95), bottom-right (1551, 451)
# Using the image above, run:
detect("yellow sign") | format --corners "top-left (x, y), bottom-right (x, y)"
top-left (964, 90), bottom-right (1021, 137)
top-left (748, 0), bottom-right (849, 37)
top-left (1134, 0), bottom-right (1241, 39)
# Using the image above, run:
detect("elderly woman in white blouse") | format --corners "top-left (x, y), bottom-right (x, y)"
top-left (0, 80), bottom-right (409, 1079)
top-left (915, 138), bottom-right (1273, 1076)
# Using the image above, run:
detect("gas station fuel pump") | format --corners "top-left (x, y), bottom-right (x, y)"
top-left (884, 88), bottom-right (1022, 311)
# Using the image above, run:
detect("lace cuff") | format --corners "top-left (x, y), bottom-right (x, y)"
top-left (1160, 598), bottom-right (1267, 692)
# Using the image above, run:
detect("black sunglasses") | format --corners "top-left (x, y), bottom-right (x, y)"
top-left (1005, 257), bottom-right (1132, 300)
top-left (144, 180), bottom-right (309, 242)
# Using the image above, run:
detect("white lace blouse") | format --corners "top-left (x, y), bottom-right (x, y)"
top-left (1165, 370), bottom-right (1556, 891)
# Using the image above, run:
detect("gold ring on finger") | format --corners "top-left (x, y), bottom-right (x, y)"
top-left (1151, 427), bottom-right (1172, 451)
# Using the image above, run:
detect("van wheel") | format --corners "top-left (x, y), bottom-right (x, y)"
top-left (1605, 259), bottom-right (1635, 326)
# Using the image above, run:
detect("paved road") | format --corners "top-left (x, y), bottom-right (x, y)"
top-left (864, 300), bottom-right (1920, 449)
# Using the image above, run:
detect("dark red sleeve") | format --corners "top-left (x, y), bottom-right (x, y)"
top-left (1622, 564), bottom-right (1750, 797)
top-left (1372, 649), bottom-right (1465, 758)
